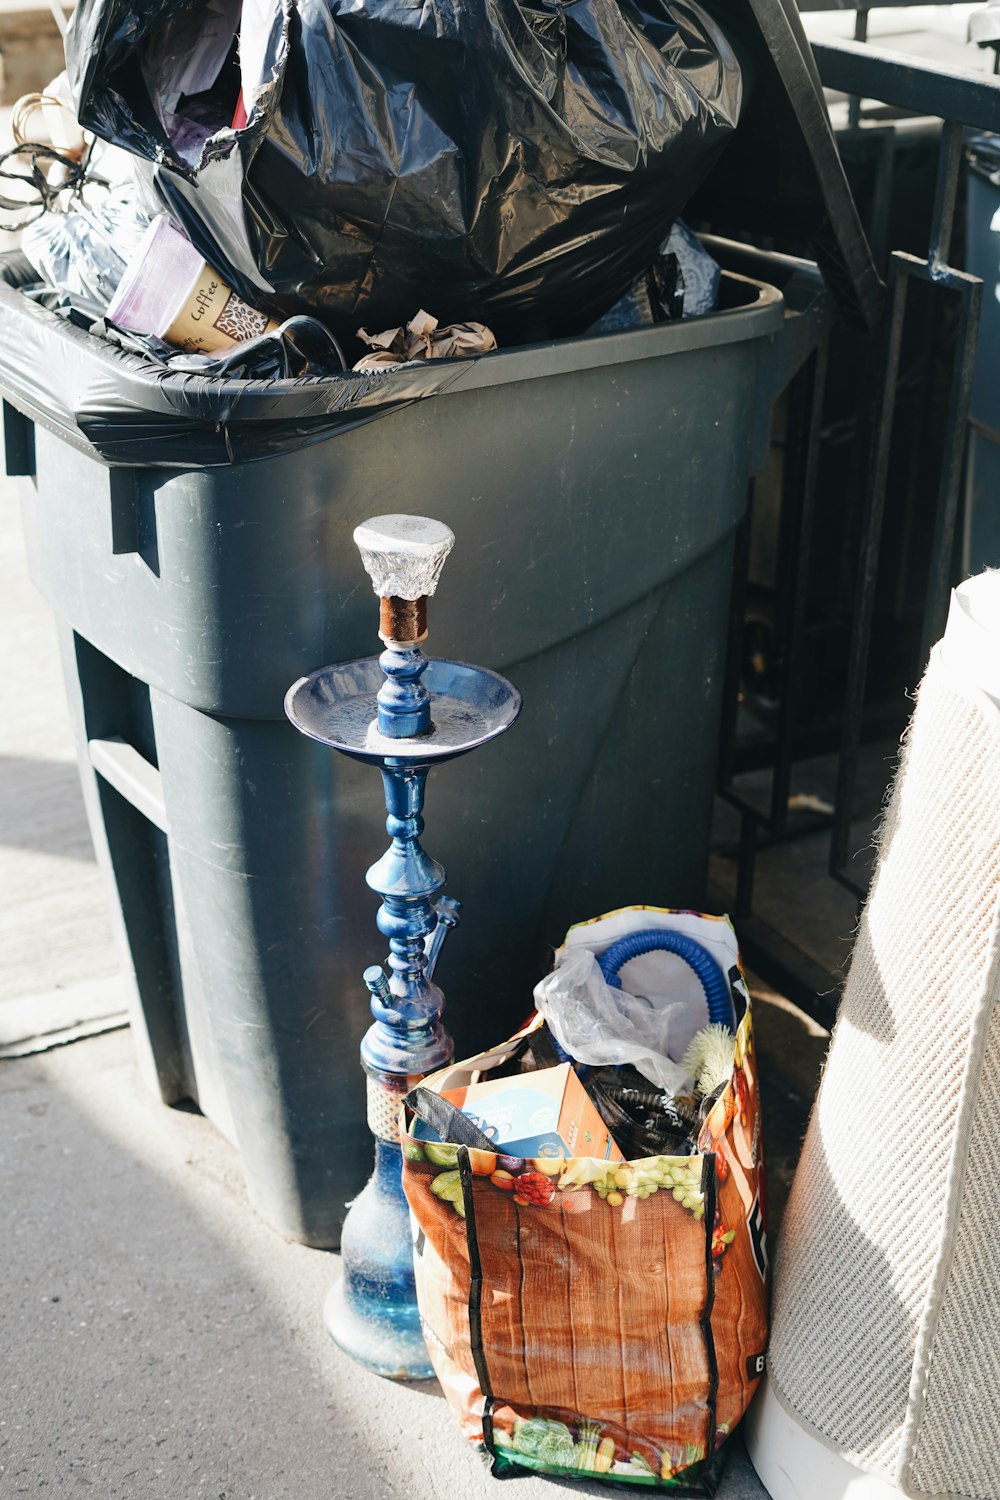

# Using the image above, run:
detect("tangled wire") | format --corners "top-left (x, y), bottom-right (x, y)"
top-left (1, 93), bottom-right (104, 232)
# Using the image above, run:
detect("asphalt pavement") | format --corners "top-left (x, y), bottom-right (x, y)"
top-left (0, 463), bottom-right (777, 1497)
top-left (1, 1027), bottom-right (772, 1500)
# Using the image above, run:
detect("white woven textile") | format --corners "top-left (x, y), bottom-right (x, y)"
top-left (766, 572), bottom-right (1000, 1500)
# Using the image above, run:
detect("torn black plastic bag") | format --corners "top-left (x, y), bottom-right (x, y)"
top-left (0, 242), bottom-right (804, 469)
top-left (64, 0), bottom-right (744, 345)
top-left (27, 292), bottom-right (347, 379)
top-left (0, 251), bottom-right (479, 464)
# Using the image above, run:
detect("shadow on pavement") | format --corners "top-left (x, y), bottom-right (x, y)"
top-left (1, 1030), bottom-right (770, 1498)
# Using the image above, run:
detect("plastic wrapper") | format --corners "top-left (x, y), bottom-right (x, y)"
top-left (587, 224), bottom-right (721, 333)
top-left (669, 222), bottom-right (722, 318)
top-left (534, 946), bottom-right (690, 1095)
top-left (138, 0), bottom-right (243, 167)
top-left (587, 254), bottom-right (683, 336)
top-left (20, 191), bottom-right (149, 308)
top-left (401, 906), bottom-right (768, 1491)
top-left (65, 0), bottom-right (744, 346)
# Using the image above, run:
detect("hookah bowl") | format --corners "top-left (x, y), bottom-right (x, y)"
top-left (284, 514), bottom-right (521, 1378)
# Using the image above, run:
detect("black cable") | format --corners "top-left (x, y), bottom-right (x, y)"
top-left (0, 140), bottom-right (106, 230)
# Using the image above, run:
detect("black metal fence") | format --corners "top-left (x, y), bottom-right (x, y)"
top-left (716, 10), bottom-right (1000, 1024)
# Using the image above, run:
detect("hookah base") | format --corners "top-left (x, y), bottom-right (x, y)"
top-left (324, 1135), bottom-right (436, 1379)
top-left (324, 1269), bottom-right (435, 1381)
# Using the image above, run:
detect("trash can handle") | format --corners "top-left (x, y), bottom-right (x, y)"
top-left (88, 736), bottom-right (167, 832)
top-left (3, 400), bottom-right (35, 477)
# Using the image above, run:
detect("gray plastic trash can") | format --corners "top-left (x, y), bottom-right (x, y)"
top-left (0, 243), bottom-right (825, 1245)
top-left (965, 137), bottom-right (1000, 573)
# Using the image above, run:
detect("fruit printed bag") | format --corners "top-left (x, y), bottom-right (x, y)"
top-left (401, 908), bottom-right (768, 1491)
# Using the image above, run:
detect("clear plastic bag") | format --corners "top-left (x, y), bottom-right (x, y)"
top-left (533, 945), bottom-right (689, 1095)
top-left (20, 190), bottom-right (149, 308)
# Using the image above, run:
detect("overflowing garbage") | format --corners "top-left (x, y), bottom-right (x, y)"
top-left (0, 0), bottom-right (886, 417)
top-left (21, 188), bottom-right (148, 312)
top-left (0, 0), bottom-right (739, 380)
top-left (401, 907), bottom-right (768, 1492)
top-left (3, 75), bottom-right (728, 381)
top-left (63, 0), bottom-right (741, 345)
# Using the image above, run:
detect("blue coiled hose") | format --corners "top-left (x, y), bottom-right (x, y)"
top-left (598, 929), bottom-right (734, 1029)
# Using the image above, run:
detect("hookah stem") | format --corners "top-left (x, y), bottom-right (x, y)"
top-left (361, 575), bottom-right (455, 1109)
top-left (376, 595), bottom-right (431, 739)
top-left (379, 760), bottom-right (442, 1005)
top-left (358, 755), bottom-right (454, 1146)
top-left (362, 756), bottom-right (453, 1086)
top-left (380, 595), bottom-right (426, 640)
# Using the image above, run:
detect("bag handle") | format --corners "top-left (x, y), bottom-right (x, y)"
top-left (597, 929), bottom-right (734, 1028)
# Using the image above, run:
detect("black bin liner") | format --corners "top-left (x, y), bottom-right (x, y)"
top-left (66, 0), bottom-right (744, 345)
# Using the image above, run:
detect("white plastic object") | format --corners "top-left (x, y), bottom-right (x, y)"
top-left (938, 566), bottom-right (1000, 708)
top-left (746, 1382), bottom-right (900, 1500)
top-left (533, 945), bottom-right (689, 1094)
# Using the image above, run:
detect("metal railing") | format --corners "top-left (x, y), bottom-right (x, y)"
top-left (717, 16), bottom-right (1000, 1020)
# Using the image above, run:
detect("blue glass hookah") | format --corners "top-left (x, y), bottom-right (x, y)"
top-left (285, 514), bottom-right (521, 1378)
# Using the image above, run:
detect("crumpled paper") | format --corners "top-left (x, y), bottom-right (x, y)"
top-left (353, 309), bottom-right (497, 371)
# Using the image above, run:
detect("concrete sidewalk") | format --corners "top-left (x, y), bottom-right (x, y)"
top-left (0, 450), bottom-right (123, 1055)
top-left (1, 1029), bottom-right (774, 1499)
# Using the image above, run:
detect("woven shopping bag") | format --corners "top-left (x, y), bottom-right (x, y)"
top-left (401, 907), bottom-right (769, 1491)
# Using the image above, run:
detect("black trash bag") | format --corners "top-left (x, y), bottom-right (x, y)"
top-left (100, 314), bottom-right (348, 379)
top-left (65, 0), bottom-right (744, 346)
